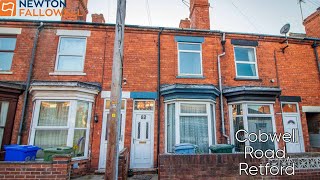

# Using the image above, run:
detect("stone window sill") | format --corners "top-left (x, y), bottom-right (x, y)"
top-left (0, 71), bottom-right (13, 75)
top-left (176, 75), bottom-right (205, 79)
top-left (234, 78), bottom-right (262, 82)
top-left (49, 72), bottom-right (86, 76)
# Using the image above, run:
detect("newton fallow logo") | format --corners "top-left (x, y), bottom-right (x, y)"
top-left (0, 0), bottom-right (83, 17)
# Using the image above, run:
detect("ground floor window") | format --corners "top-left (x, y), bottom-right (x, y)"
top-left (0, 101), bottom-right (9, 147)
top-left (307, 112), bottom-right (320, 148)
top-left (166, 101), bottom-right (215, 153)
top-left (230, 103), bottom-right (276, 152)
top-left (30, 100), bottom-right (92, 159)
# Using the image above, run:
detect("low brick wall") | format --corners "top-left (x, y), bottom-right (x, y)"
top-left (159, 153), bottom-right (320, 180)
top-left (118, 148), bottom-right (129, 180)
top-left (70, 159), bottom-right (90, 178)
top-left (0, 155), bottom-right (71, 180)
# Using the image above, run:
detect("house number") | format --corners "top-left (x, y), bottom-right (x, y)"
top-left (141, 115), bottom-right (146, 119)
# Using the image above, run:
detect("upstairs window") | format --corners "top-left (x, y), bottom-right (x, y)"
top-left (55, 37), bottom-right (87, 72)
top-left (0, 37), bottom-right (16, 71)
top-left (234, 46), bottom-right (258, 78)
top-left (178, 43), bottom-right (202, 76)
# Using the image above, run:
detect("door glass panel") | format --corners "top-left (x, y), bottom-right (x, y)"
top-left (282, 104), bottom-right (298, 113)
top-left (105, 100), bottom-right (125, 110)
top-left (134, 101), bottom-right (154, 111)
top-left (0, 101), bottom-right (9, 146)
top-left (137, 122), bottom-right (141, 139)
top-left (146, 122), bottom-right (149, 139)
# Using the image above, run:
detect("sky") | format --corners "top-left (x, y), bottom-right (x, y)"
top-left (6, 0), bottom-right (320, 35)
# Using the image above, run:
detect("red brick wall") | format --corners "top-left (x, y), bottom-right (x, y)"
top-left (159, 153), bottom-right (320, 180)
top-left (0, 155), bottom-right (71, 180)
top-left (303, 9), bottom-right (320, 38)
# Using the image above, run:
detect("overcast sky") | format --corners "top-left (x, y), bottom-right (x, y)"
top-left (6, 0), bottom-right (320, 35)
top-left (87, 0), bottom-right (318, 35)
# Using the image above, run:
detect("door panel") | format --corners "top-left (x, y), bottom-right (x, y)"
top-left (131, 113), bottom-right (153, 168)
top-left (283, 115), bottom-right (302, 153)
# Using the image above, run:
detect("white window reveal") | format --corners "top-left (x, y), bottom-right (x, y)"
top-left (30, 100), bottom-right (92, 159)
top-left (234, 46), bottom-right (258, 78)
top-left (55, 37), bottom-right (87, 72)
top-left (230, 103), bottom-right (276, 152)
top-left (178, 43), bottom-right (202, 76)
top-left (0, 37), bottom-right (17, 71)
top-left (166, 101), bottom-right (215, 153)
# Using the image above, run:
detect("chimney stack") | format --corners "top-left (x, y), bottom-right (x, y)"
top-left (189, 0), bottom-right (210, 29)
top-left (92, 14), bottom-right (105, 23)
top-left (303, 7), bottom-right (320, 38)
top-left (179, 18), bottom-right (191, 28)
top-left (61, 0), bottom-right (89, 21)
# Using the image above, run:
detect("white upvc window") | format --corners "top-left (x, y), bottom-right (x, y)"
top-left (55, 37), bottom-right (87, 72)
top-left (0, 37), bottom-right (16, 71)
top-left (229, 103), bottom-right (277, 152)
top-left (234, 46), bottom-right (259, 78)
top-left (165, 101), bottom-right (215, 153)
top-left (29, 100), bottom-right (92, 159)
top-left (177, 42), bottom-right (203, 76)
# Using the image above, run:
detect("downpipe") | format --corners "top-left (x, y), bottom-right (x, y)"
top-left (312, 41), bottom-right (320, 76)
top-left (217, 33), bottom-right (230, 144)
top-left (17, 22), bottom-right (44, 144)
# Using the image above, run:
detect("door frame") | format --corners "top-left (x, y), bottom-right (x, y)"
top-left (281, 102), bottom-right (305, 153)
top-left (130, 100), bottom-right (155, 169)
top-left (98, 99), bottom-right (127, 169)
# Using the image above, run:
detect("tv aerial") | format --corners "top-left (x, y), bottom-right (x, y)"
top-left (280, 23), bottom-right (290, 53)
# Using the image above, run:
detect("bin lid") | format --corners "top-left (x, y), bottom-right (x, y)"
top-left (4, 145), bottom-right (41, 152)
top-left (209, 144), bottom-right (234, 150)
top-left (43, 146), bottom-right (73, 152)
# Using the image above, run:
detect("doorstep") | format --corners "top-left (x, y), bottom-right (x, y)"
top-left (95, 168), bottom-right (157, 175)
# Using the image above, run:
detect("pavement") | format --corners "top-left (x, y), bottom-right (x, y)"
top-left (73, 174), bottom-right (158, 180)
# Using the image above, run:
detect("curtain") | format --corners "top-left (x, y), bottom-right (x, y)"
top-left (34, 130), bottom-right (68, 158)
top-left (0, 102), bottom-right (9, 146)
top-left (38, 102), bottom-right (69, 126)
top-left (247, 117), bottom-right (274, 151)
top-left (181, 103), bottom-right (206, 113)
top-left (75, 101), bottom-right (89, 128)
top-left (180, 116), bottom-right (209, 153)
top-left (167, 104), bottom-right (175, 153)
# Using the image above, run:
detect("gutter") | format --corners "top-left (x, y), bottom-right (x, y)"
top-left (157, 28), bottom-right (164, 169)
top-left (312, 41), bottom-right (320, 76)
top-left (17, 22), bottom-right (44, 144)
top-left (217, 33), bottom-right (230, 144)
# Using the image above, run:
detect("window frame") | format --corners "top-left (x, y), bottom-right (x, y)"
top-left (0, 36), bottom-right (17, 72)
top-left (164, 100), bottom-right (216, 153)
top-left (54, 36), bottom-right (87, 72)
top-left (29, 99), bottom-right (92, 160)
top-left (177, 42), bottom-right (203, 76)
top-left (229, 102), bottom-right (278, 153)
top-left (233, 46), bottom-right (259, 79)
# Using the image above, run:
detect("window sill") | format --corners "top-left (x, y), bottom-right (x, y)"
top-left (176, 75), bottom-right (205, 79)
top-left (0, 71), bottom-right (13, 75)
top-left (234, 77), bottom-right (262, 81)
top-left (49, 72), bottom-right (86, 76)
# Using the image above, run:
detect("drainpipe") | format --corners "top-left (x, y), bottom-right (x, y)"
top-left (217, 33), bottom-right (230, 144)
top-left (157, 28), bottom-right (163, 169)
top-left (17, 22), bottom-right (44, 144)
top-left (312, 41), bottom-right (320, 76)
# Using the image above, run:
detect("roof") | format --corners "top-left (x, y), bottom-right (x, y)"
top-left (1, 19), bottom-right (320, 42)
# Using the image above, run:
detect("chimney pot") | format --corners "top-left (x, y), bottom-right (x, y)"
top-left (179, 18), bottom-right (191, 28)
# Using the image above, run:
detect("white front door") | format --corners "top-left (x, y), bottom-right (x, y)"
top-left (99, 111), bottom-right (126, 169)
top-left (130, 113), bottom-right (154, 168)
top-left (283, 114), bottom-right (303, 153)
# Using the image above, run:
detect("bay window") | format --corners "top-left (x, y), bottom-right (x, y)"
top-left (230, 103), bottom-right (276, 152)
top-left (30, 100), bottom-right (92, 159)
top-left (166, 101), bottom-right (215, 153)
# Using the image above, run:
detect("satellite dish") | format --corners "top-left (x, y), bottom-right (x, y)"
top-left (280, 23), bottom-right (290, 35)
